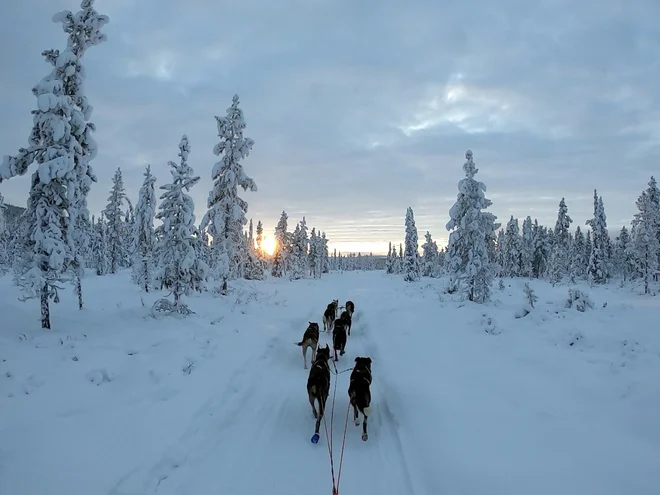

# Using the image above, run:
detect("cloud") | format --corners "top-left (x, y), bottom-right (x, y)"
top-left (1, 0), bottom-right (659, 252)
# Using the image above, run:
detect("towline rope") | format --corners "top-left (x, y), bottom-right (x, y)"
top-left (322, 358), bottom-right (353, 495)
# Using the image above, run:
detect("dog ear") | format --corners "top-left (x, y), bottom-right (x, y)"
top-left (354, 357), bottom-right (359, 363)
top-left (366, 357), bottom-right (372, 364)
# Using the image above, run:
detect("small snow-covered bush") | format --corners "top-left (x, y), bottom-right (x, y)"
top-left (565, 287), bottom-right (594, 312)
top-left (151, 297), bottom-right (195, 317)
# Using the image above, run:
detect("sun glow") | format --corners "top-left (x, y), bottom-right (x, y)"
top-left (262, 236), bottom-right (276, 256)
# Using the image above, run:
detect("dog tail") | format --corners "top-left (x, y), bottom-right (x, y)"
top-left (363, 406), bottom-right (372, 416)
top-left (295, 341), bottom-right (304, 346)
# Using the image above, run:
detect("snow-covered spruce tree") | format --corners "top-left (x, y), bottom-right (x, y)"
top-left (586, 190), bottom-right (610, 284)
top-left (494, 229), bottom-right (505, 277)
top-left (0, 193), bottom-right (7, 273)
top-left (631, 176), bottom-right (660, 294)
top-left (289, 218), bottom-right (309, 280)
top-left (531, 221), bottom-right (548, 278)
top-left (321, 232), bottom-right (330, 273)
top-left (93, 214), bottom-right (109, 275)
top-left (396, 243), bottom-right (403, 274)
top-left (549, 197), bottom-right (573, 285)
top-left (520, 216), bottom-right (534, 277)
top-left (569, 226), bottom-right (586, 282)
top-left (132, 165), bottom-right (157, 292)
top-left (155, 135), bottom-right (207, 310)
top-left (200, 94), bottom-right (257, 294)
top-left (103, 167), bottom-right (129, 274)
top-left (444, 150), bottom-right (501, 302)
top-left (502, 216), bottom-right (522, 277)
top-left (308, 228), bottom-right (323, 278)
top-left (255, 219), bottom-right (264, 255)
top-left (403, 207), bottom-right (421, 282)
top-left (0, 1), bottom-right (108, 327)
top-left (272, 211), bottom-right (290, 277)
top-left (385, 242), bottom-right (394, 274)
top-left (615, 226), bottom-right (634, 282)
top-left (122, 200), bottom-right (135, 267)
top-left (421, 232), bottom-right (439, 277)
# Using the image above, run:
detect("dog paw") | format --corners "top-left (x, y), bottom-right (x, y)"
top-left (354, 419), bottom-right (361, 427)
top-left (361, 433), bottom-right (368, 441)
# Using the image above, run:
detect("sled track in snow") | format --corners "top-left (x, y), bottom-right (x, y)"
top-left (346, 308), bottom-right (416, 495)
top-left (108, 305), bottom-right (418, 495)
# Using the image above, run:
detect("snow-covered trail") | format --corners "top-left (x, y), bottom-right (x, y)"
top-left (108, 275), bottom-right (422, 495)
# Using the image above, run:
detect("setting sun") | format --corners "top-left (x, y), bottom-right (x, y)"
top-left (262, 236), bottom-right (276, 256)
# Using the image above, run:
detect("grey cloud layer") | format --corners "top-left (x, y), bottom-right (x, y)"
top-left (0, 0), bottom-right (658, 249)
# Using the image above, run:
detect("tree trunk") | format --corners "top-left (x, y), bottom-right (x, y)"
top-left (143, 256), bottom-right (149, 292)
top-left (41, 282), bottom-right (51, 330)
top-left (76, 271), bottom-right (83, 310)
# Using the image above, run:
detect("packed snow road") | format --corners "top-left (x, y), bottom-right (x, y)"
top-left (109, 279), bottom-right (421, 495)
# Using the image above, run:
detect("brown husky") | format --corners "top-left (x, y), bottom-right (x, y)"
top-left (348, 356), bottom-right (372, 441)
top-left (295, 322), bottom-right (320, 369)
top-left (323, 299), bottom-right (339, 332)
top-left (307, 344), bottom-right (332, 441)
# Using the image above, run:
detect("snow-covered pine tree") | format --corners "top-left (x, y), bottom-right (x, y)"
top-left (631, 176), bottom-right (660, 294)
top-left (397, 243), bottom-right (403, 274)
top-left (200, 94), bottom-right (257, 294)
top-left (248, 218), bottom-right (254, 253)
top-left (0, 1), bottom-right (108, 327)
top-left (321, 232), bottom-right (330, 273)
top-left (93, 214), bottom-right (109, 275)
top-left (502, 216), bottom-right (522, 277)
top-left (385, 242), bottom-right (394, 274)
top-left (403, 207), bottom-right (421, 282)
top-left (615, 226), bottom-right (634, 282)
top-left (103, 167), bottom-right (129, 274)
top-left (308, 228), bottom-right (323, 278)
top-left (0, 1), bottom-right (109, 316)
top-left (421, 232), bottom-right (439, 277)
top-left (569, 226), bottom-right (586, 282)
top-left (132, 165), bottom-right (157, 292)
top-left (444, 150), bottom-right (500, 302)
top-left (255, 220), bottom-right (264, 256)
top-left (531, 222), bottom-right (547, 278)
top-left (494, 229), bottom-right (505, 277)
top-left (549, 197), bottom-right (573, 285)
top-left (586, 190), bottom-right (609, 284)
top-left (289, 218), bottom-right (309, 280)
top-left (0, 193), bottom-right (7, 273)
top-left (122, 200), bottom-right (135, 267)
top-left (520, 216), bottom-right (534, 277)
top-left (155, 135), bottom-right (207, 308)
top-left (272, 211), bottom-right (290, 277)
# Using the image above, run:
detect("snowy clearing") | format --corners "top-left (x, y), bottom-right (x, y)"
top-left (1, 271), bottom-right (659, 495)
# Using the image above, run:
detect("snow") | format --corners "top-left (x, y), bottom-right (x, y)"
top-left (1, 270), bottom-right (659, 495)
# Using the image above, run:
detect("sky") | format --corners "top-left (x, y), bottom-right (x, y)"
top-left (1, 0), bottom-right (659, 255)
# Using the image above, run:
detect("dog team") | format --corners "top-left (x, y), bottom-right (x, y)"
top-left (295, 299), bottom-right (373, 442)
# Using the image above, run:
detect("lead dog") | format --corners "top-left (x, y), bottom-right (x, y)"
top-left (348, 357), bottom-right (372, 441)
top-left (332, 317), bottom-right (347, 361)
top-left (307, 345), bottom-right (332, 441)
top-left (345, 300), bottom-right (355, 317)
top-left (295, 322), bottom-right (320, 369)
top-left (323, 299), bottom-right (339, 332)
